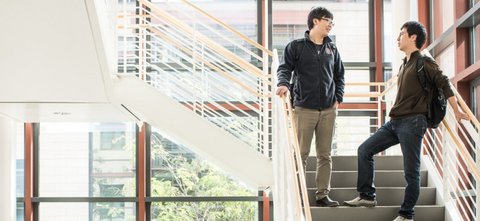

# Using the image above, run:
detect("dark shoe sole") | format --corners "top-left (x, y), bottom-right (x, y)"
top-left (317, 203), bottom-right (340, 207)
top-left (343, 202), bottom-right (376, 207)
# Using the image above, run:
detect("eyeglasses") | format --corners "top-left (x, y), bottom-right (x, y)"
top-left (321, 18), bottom-right (335, 26)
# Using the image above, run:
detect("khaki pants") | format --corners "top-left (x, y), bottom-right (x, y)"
top-left (294, 106), bottom-right (337, 200)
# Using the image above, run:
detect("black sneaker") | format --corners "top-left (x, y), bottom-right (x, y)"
top-left (316, 196), bottom-right (339, 207)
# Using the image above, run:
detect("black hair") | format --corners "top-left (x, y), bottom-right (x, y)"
top-left (401, 21), bottom-right (427, 49)
top-left (307, 7), bottom-right (333, 30)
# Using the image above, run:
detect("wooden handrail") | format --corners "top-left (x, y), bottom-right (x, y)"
top-left (344, 92), bottom-right (382, 98)
top-left (281, 93), bottom-right (312, 221)
top-left (452, 87), bottom-right (480, 130)
top-left (379, 76), bottom-right (398, 97)
top-left (177, 0), bottom-right (273, 57)
top-left (443, 119), bottom-right (480, 183)
top-left (147, 26), bottom-right (267, 98)
top-left (346, 82), bottom-right (386, 86)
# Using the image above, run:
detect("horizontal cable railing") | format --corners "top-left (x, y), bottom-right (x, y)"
top-left (116, 1), bottom-right (272, 155)
top-left (422, 86), bottom-right (480, 221)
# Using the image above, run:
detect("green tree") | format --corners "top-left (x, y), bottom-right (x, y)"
top-left (150, 133), bottom-right (256, 221)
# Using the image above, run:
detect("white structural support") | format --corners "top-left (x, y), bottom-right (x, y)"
top-left (0, 115), bottom-right (16, 221)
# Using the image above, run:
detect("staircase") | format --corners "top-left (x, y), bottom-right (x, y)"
top-left (307, 155), bottom-right (445, 221)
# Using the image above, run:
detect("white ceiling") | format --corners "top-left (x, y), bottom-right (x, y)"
top-left (0, 0), bottom-right (134, 122)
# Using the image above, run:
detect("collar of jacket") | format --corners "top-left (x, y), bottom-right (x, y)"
top-left (304, 30), bottom-right (333, 44)
top-left (402, 50), bottom-right (421, 65)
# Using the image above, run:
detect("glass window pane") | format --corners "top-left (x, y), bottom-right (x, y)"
top-left (16, 202), bottom-right (24, 221)
top-left (151, 0), bottom-right (257, 61)
top-left (334, 112), bottom-right (378, 155)
top-left (474, 24), bottom-right (480, 63)
top-left (473, 78), bottom-right (480, 120)
top-left (441, 0), bottom-right (455, 32)
top-left (435, 44), bottom-right (455, 79)
top-left (383, 0), bottom-right (393, 62)
top-left (16, 124), bottom-right (24, 221)
top-left (273, 0), bottom-right (370, 62)
top-left (39, 203), bottom-right (135, 221)
top-left (432, 0), bottom-right (455, 39)
top-left (16, 123), bottom-right (24, 198)
top-left (151, 202), bottom-right (256, 220)
top-left (39, 123), bottom-right (136, 197)
top-left (343, 70), bottom-right (371, 103)
top-left (150, 129), bottom-right (256, 197)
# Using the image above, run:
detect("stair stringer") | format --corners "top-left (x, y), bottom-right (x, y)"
top-left (112, 75), bottom-right (273, 188)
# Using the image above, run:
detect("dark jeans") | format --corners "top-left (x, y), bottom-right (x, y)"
top-left (357, 114), bottom-right (427, 219)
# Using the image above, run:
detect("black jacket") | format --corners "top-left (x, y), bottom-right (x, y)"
top-left (277, 31), bottom-right (345, 110)
top-left (389, 51), bottom-right (454, 119)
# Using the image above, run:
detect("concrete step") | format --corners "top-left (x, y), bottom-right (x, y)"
top-left (306, 170), bottom-right (428, 188)
top-left (310, 205), bottom-right (444, 221)
top-left (307, 155), bottom-right (405, 171)
top-left (307, 187), bottom-right (436, 206)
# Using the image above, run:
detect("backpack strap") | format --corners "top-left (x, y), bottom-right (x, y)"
top-left (291, 38), bottom-right (305, 85)
top-left (416, 55), bottom-right (430, 93)
top-left (329, 43), bottom-right (337, 56)
top-left (293, 38), bottom-right (306, 62)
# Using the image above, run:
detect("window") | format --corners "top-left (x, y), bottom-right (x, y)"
top-left (96, 184), bottom-right (126, 220)
top-left (273, 0), bottom-right (370, 62)
top-left (472, 77), bottom-right (480, 120)
top-left (100, 131), bottom-right (126, 150)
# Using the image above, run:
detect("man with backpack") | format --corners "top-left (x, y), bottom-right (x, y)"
top-left (343, 21), bottom-right (468, 221)
top-left (276, 6), bottom-right (345, 207)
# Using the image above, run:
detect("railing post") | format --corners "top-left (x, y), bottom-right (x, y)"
top-left (477, 140), bottom-right (480, 220)
top-left (138, 1), bottom-right (147, 80)
top-left (377, 85), bottom-right (382, 129)
top-left (441, 126), bottom-right (449, 205)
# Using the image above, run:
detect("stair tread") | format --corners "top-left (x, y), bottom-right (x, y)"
top-left (307, 186), bottom-right (435, 190)
top-left (306, 170), bottom-right (428, 187)
top-left (310, 205), bottom-right (445, 221)
top-left (311, 205), bottom-right (444, 208)
top-left (308, 155), bottom-right (407, 171)
top-left (307, 187), bottom-right (436, 206)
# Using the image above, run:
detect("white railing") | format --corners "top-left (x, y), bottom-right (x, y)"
top-left (422, 87), bottom-right (480, 221)
top-left (333, 80), bottom-right (395, 155)
top-left (271, 49), bottom-right (311, 221)
top-left (115, 0), bottom-right (272, 155)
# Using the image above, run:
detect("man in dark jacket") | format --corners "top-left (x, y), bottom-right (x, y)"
top-left (276, 6), bottom-right (345, 207)
top-left (343, 21), bottom-right (468, 221)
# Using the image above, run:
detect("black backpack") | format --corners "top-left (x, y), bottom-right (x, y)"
top-left (288, 39), bottom-right (305, 106)
top-left (416, 55), bottom-right (448, 128)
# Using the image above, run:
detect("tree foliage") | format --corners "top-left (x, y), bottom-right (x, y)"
top-left (150, 133), bottom-right (257, 221)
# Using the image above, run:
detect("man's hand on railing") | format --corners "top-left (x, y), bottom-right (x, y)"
top-left (454, 110), bottom-right (469, 122)
top-left (448, 96), bottom-right (469, 122)
top-left (276, 85), bottom-right (288, 97)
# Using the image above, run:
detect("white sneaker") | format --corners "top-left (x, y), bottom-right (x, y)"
top-left (393, 215), bottom-right (413, 221)
top-left (343, 196), bottom-right (377, 207)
